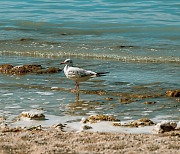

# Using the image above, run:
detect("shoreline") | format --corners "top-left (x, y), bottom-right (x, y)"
top-left (0, 126), bottom-right (179, 154)
top-left (1, 113), bottom-right (179, 153)
top-left (0, 57), bottom-right (179, 153)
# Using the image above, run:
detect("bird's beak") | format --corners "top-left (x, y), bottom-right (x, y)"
top-left (60, 62), bottom-right (65, 65)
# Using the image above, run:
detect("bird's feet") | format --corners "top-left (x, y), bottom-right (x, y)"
top-left (71, 89), bottom-right (77, 93)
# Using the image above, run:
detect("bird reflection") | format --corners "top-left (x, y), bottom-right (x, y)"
top-left (75, 90), bottom-right (80, 102)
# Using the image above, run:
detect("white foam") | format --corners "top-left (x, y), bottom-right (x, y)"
top-left (36, 92), bottom-right (54, 96)
top-left (3, 93), bottom-right (13, 96)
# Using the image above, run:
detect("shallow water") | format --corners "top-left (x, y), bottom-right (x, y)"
top-left (0, 55), bottom-right (179, 125)
top-left (0, 0), bottom-right (179, 126)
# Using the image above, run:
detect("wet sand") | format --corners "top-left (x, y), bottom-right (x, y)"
top-left (0, 127), bottom-right (179, 154)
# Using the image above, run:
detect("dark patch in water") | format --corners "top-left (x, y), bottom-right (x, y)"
top-left (110, 45), bottom-right (135, 49)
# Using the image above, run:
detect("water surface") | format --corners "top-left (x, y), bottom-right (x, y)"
top-left (0, 0), bottom-right (179, 125)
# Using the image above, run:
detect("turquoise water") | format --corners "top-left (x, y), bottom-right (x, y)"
top-left (0, 0), bottom-right (179, 124)
top-left (1, 0), bottom-right (180, 62)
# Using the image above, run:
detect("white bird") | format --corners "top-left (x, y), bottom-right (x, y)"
top-left (60, 59), bottom-right (107, 92)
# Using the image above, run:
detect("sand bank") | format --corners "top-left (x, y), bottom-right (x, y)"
top-left (0, 127), bottom-right (179, 154)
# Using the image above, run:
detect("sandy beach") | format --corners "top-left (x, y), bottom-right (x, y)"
top-left (0, 126), bottom-right (179, 154)
top-left (1, 1), bottom-right (180, 153)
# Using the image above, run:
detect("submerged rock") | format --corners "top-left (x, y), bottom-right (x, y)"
top-left (0, 63), bottom-right (61, 75)
top-left (17, 110), bottom-right (46, 120)
top-left (143, 101), bottom-right (156, 105)
top-left (152, 121), bottom-right (177, 134)
top-left (105, 97), bottom-right (113, 101)
top-left (0, 64), bottom-right (13, 73)
top-left (11, 65), bottom-right (29, 74)
top-left (113, 118), bottom-right (155, 127)
top-left (166, 90), bottom-right (180, 97)
top-left (22, 64), bottom-right (42, 73)
top-left (36, 67), bottom-right (61, 74)
top-left (82, 114), bottom-right (120, 123)
top-left (119, 97), bottom-right (135, 104)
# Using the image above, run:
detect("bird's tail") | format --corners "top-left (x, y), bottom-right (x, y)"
top-left (96, 72), bottom-right (109, 77)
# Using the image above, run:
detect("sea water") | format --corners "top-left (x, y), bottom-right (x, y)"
top-left (0, 0), bottom-right (179, 125)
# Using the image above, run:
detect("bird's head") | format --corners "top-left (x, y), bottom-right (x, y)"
top-left (60, 59), bottom-right (73, 66)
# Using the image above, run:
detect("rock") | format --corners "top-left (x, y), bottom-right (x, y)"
top-left (82, 114), bottom-right (120, 123)
top-left (143, 101), bottom-right (156, 105)
top-left (82, 125), bottom-right (92, 130)
top-left (36, 67), bottom-right (61, 74)
top-left (0, 125), bottom-right (22, 133)
top-left (113, 118), bottom-right (155, 127)
top-left (105, 97), bottom-right (113, 101)
top-left (20, 38), bottom-right (27, 41)
top-left (110, 45), bottom-right (134, 49)
top-left (176, 98), bottom-right (180, 102)
top-left (11, 65), bottom-right (28, 74)
top-left (27, 125), bottom-right (42, 131)
top-left (119, 97), bottom-right (134, 104)
top-left (152, 121), bottom-right (177, 134)
top-left (0, 63), bottom-right (61, 75)
top-left (18, 110), bottom-right (45, 120)
top-left (128, 118), bottom-right (155, 127)
top-left (166, 90), bottom-right (180, 97)
top-left (112, 122), bottom-right (122, 126)
top-left (23, 64), bottom-right (42, 73)
top-left (11, 65), bottom-right (42, 75)
top-left (0, 64), bottom-right (13, 73)
top-left (52, 123), bottom-right (66, 131)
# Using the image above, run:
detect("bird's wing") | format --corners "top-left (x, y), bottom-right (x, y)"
top-left (67, 67), bottom-right (96, 78)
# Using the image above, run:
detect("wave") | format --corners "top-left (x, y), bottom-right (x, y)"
top-left (0, 50), bottom-right (180, 64)
top-left (3, 20), bottom-right (180, 37)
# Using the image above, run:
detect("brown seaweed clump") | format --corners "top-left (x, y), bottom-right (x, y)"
top-left (166, 90), bottom-right (180, 97)
top-left (82, 114), bottom-right (120, 123)
top-left (112, 118), bottom-right (155, 127)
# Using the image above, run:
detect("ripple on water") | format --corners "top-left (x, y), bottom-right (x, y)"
top-left (124, 116), bottom-right (133, 120)
top-left (5, 105), bottom-right (22, 109)
top-left (36, 92), bottom-right (54, 96)
top-left (3, 93), bottom-right (14, 96)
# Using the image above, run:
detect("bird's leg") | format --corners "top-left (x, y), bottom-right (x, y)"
top-left (76, 82), bottom-right (79, 92)
top-left (71, 81), bottom-right (79, 93)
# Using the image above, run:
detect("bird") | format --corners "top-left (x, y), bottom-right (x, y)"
top-left (60, 59), bottom-right (108, 92)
